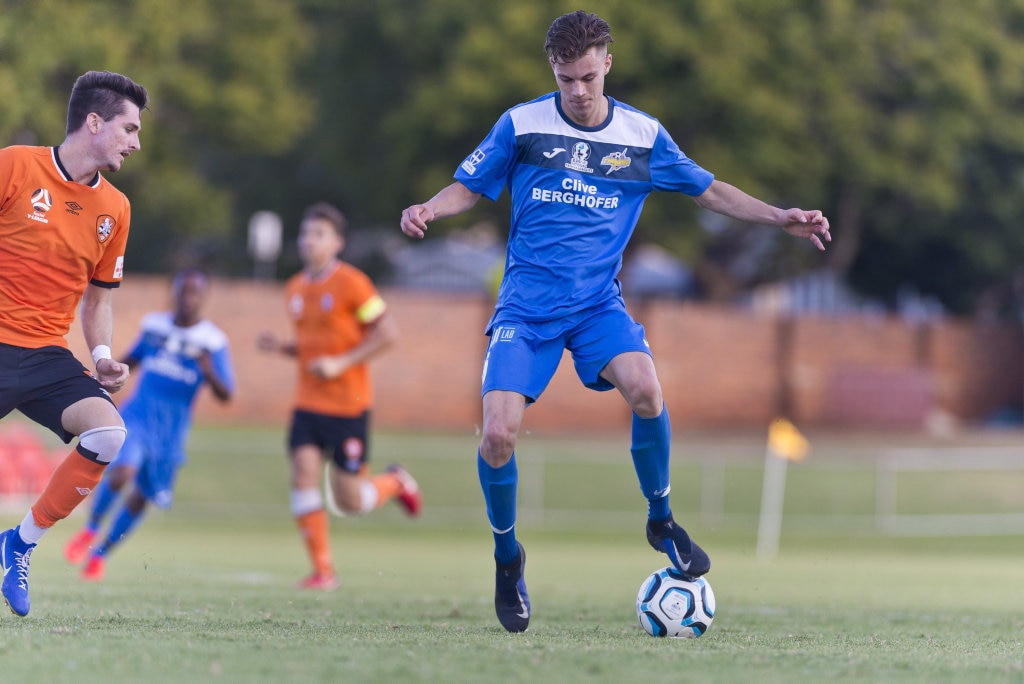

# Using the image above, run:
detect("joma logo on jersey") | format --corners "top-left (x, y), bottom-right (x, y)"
top-left (600, 148), bottom-right (632, 175)
top-left (461, 148), bottom-right (486, 175)
top-left (96, 215), bottom-right (115, 243)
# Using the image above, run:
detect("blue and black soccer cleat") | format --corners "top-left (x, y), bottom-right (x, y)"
top-left (494, 542), bottom-right (530, 632)
top-left (0, 526), bottom-right (36, 617)
top-left (646, 516), bottom-right (711, 579)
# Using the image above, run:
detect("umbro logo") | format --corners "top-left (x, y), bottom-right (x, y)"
top-left (542, 147), bottom-right (566, 159)
top-left (75, 487), bottom-right (92, 496)
top-left (65, 201), bottom-right (83, 216)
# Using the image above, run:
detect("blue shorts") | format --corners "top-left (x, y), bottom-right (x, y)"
top-left (482, 298), bottom-right (651, 403)
top-left (112, 429), bottom-right (181, 509)
top-left (288, 409), bottom-right (370, 474)
top-left (0, 343), bottom-right (114, 443)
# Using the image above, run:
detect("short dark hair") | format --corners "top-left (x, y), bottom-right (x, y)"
top-left (171, 267), bottom-right (209, 298)
top-left (66, 71), bottom-right (149, 135)
top-left (544, 11), bottom-right (613, 64)
top-left (302, 201), bottom-right (348, 237)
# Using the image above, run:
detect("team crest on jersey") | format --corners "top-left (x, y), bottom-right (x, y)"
top-left (288, 293), bottom-right (304, 317)
top-left (600, 148), bottom-right (632, 175)
top-left (565, 142), bottom-right (593, 173)
top-left (96, 215), bottom-right (115, 243)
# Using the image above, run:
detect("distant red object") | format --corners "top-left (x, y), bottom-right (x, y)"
top-left (0, 425), bottom-right (60, 498)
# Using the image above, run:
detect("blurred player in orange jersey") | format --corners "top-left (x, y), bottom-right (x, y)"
top-left (258, 201), bottom-right (421, 591)
top-left (0, 70), bottom-right (149, 616)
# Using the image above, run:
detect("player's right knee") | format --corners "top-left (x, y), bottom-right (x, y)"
top-left (480, 431), bottom-right (517, 466)
top-left (76, 426), bottom-right (127, 464)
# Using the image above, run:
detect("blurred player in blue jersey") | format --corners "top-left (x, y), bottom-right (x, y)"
top-left (63, 269), bottom-right (235, 580)
top-left (400, 10), bottom-right (831, 632)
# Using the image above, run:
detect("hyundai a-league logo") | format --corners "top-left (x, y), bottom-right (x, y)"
top-left (31, 188), bottom-right (53, 213)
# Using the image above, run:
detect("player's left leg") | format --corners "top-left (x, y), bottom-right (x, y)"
top-left (577, 303), bottom-right (710, 579)
top-left (325, 412), bottom-right (421, 517)
top-left (327, 464), bottom-right (421, 517)
top-left (82, 454), bottom-right (171, 582)
top-left (3, 384), bottom-right (125, 616)
top-left (601, 351), bottom-right (710, 578)
top-left (81, 487), bottom-right (149, 582)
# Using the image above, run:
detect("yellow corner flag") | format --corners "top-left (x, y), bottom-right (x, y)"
top-left (767, 417), bottom-right (809, 462)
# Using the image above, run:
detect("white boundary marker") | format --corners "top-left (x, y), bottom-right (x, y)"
top-left (876, 447), bottom-right (1024, 536)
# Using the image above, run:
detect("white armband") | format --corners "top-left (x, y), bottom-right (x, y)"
top-left (91, 345), bottom-right (113, 365)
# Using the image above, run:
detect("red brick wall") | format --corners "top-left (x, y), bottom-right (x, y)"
top-left (67, 276), bottom-right (1023, 434)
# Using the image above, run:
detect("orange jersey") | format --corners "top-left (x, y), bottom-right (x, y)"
top-left (0, 145), bottom-right (130, 348)
top-left (285, 262), bottom-right (387, 417)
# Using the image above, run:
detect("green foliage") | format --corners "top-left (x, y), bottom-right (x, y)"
top-left (0, 0), bottom-right (312, 271)
top-left (7, 1), bottom-right (1024, 311)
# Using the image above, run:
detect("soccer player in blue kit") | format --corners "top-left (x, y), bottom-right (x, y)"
top-left (63, 269), bottom-right (235, 580)
top-left (400, 10), bottom-right (831, 632)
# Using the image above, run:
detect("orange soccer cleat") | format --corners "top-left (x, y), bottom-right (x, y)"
top-left (80, 555), bottom-right (106, 582)
top-left (295, 571), bottom-right (340, 592)
top-left (64, 528), bottom-right (96, 565)
top-left (387, 464), bottom-right (422, 517)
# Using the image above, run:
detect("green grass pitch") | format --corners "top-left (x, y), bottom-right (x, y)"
top-left (0, 424), bottom-right (1021, 683)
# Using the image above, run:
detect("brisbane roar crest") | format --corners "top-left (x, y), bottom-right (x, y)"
top-left (96, 214), bottom-right (115, 243)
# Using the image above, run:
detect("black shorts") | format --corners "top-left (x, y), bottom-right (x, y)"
top-left (0, 343), bottom-right (114, 443)
top-left (288, 409), bottom-right (370, 474)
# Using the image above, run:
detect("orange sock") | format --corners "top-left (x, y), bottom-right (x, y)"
top-left (295, 509), bottom-right (334, 576)
top-left (370, 472), bottom-right (401, 508)
top-left (31, 449), bottom-right (106, 528)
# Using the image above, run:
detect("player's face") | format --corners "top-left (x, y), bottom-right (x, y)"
top-left (551, 46), bottom-right (612, 127)
top-left (298, 217), bottom-right (344, 271)
top-left (90, 102), bottom-right (143, 173)
top-left (174, 274), bottom-right (208, 324)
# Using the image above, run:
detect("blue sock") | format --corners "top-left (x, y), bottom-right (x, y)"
top-left (631, 407), bottom-right (672, 522)
top-left (477, 451), bottom-right (519, 564)
top-left (87, 477), bottom-right (121, 531)
top-left (94, 506), bottom-right (144, 557)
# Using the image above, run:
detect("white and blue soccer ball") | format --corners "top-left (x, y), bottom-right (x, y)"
top-left (636, 566), bottom-right (715, 638)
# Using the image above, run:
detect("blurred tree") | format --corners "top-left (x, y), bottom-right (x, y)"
top-left (0, 0), bottom-right (313, 274)
top-left (311, 0), bottom-right (1024, 313)
top-left (9, 0), bottom-right (1024, 315)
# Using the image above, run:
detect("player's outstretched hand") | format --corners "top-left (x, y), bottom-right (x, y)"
top-left (781, 209), bottom-right (831, 251)
top-left (400, 204), bottom-right (433, 239)
top-left (95, 357), bottom-right (130, 393)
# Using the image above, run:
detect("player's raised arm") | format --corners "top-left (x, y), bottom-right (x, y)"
top-left (400, 181), bottom-right (482, 239)
top-left (694, 179), bottom-right (831, 251)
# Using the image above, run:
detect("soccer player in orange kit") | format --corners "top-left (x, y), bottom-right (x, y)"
top-left (258, 202), bottom-right (421, 591)
top-left (0, 70), bottom-right (149, 616)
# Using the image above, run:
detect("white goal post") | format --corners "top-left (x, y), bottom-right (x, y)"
top-left (875, 447), bottom-right (1024, 536)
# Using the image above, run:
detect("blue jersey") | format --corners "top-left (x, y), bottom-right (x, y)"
top-left (117, 311), bottom-right (235, 464)
top-left (454, 92), bottom-right (714, 326)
